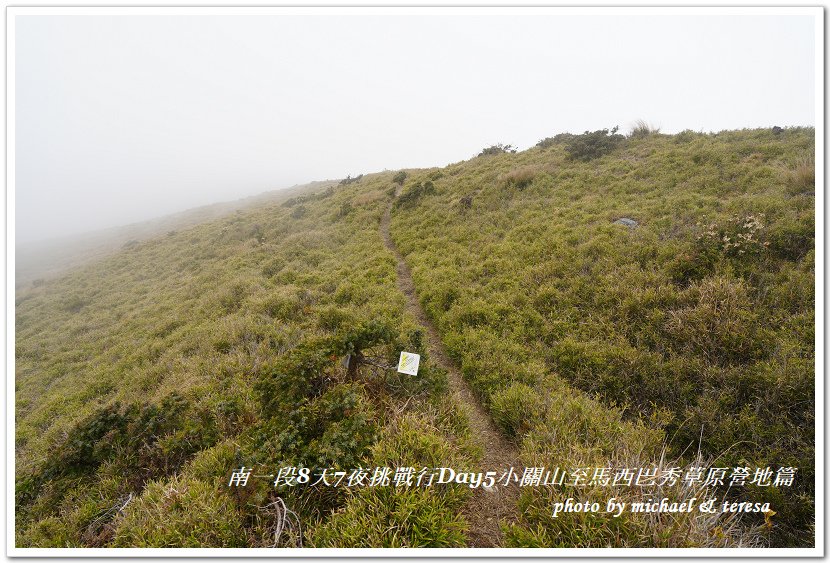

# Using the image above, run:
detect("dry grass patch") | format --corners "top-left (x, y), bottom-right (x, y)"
top-left (499, 166), bottom-right (541, 190)
top-left (786, 158), bottom-right (815, 195)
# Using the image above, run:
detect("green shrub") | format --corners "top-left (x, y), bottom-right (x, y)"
top-left (536, 137), bottom-right (556, 149)
top-left (317, 305), bottom-right (358, 331)
top-left (290, 205), bottom-right (307, 219)
top-left (261, 257), bottom-right (284, 278)
top-left (766, 212), bottom-right (813, 261)
top-left (248, 224), bottom-right (265, 243)
top-left (565, 127), bottom-right (625, 161)
top-left (537, 132), bottom-right (575, 148)
top-left (393, 181), bottom-right (437, 210)
top-left (674, 129), bottom-right (702, 143)
top-left (338, 201), bottom-right (353, 218)
top-left (339, 174), bottom-right (363, 186)
top-left (392, 171), bottom-right (407, 185)
top-left (56, 395), bottom-right (189, 477)
top-left (254, 338), bottom-right (334, 418)
top-left (478, 143), bottom-right (516, 157)
top-left (219, 283), bottom-right (247, 313)
top-left (61, 295), bottom-right (90, 313)
top-left (327, 318), bottom-right (397, 379)
top-left (252, 383), bottom-right (377, 470)
top-left (300, 384), bottom-right (378, 469)
top-left (16, 393), bottom-right (220, 531)
top-left (282, 186), bottom-right (335, 208)
top-left (255, 291), bottom-right (302, 321)
top-left (329, 318), bottom-right (396, 358)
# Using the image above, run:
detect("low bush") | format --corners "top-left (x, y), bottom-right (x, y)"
top-left (674, 129), bottom-right (703, 143)
top-left (16, 393), bottom-right (220, 529)
top-left (478, 143), bottom-right (516, 157)
top-left (62, 295), bottom-right (90, 313)
top-left (565, 127), bottom-right (625, 161)
top-left (254, 290), bottom-right (303, 321)
top-left (337, 201), bottom-right (353, 218)
top-left (392, 171), bottom-right (407, 185)
top-left (393, 181), bottom-right (437, 210)
top-left (282, 186), bottom-right (335, 208)
top-left (219, 283), bottom-right (248, 313)
top-left (251, 382), bottom-right (377, 471)
top-left (371, 414), bottom-right (465, 469)
top-left (765, 212), bottom-right (813, 262)
top-left (254, 338), bottom-right (334, 418)
top-left (261, 257), bottom-right (284, 278)
top-left (339, 174), bottom-right (364, 186)
top-left (537, 133), bottom-right (575, 148)
top-left (290, 205), bottom-right (307, 219)
top-left (307, 415), bottom-right (469, 547)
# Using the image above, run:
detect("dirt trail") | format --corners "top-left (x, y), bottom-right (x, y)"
top-left (380, 192), bottom-right (521, 547)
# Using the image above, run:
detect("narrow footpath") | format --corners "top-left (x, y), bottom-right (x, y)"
top-left (380, 191), bottom-right (521, 547)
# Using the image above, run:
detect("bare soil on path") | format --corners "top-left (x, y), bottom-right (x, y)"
top-left (380, 193), bottom-right (521, 547)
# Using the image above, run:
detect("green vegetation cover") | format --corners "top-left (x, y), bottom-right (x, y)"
top-left (15, 127), bottom-right (815, 548)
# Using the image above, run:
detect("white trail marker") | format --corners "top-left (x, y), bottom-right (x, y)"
top-left (397, 351), bottom-right (420, 375)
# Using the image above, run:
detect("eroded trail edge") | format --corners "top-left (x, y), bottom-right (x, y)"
top-left (380, 194), bottom-right (521, 547)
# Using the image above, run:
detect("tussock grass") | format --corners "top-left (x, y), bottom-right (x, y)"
top-left (786, 157), bottom-right (815, 195)
top-left (112, 475), bottom-right (248, 547)
top-left (499, 166), bottom-right (540, 190)
top-left (629, 119), bottom-right (661, 138)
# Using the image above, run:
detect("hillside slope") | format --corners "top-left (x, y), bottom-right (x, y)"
top-left (15, 127), bottom-right (815, 548)
top-left (15, 180), bottom-right (337, 288)
top-left (389, 127), bottom-right (815, 547)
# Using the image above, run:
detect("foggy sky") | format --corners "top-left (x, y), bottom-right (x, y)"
top-left (14, 12), bottom-right (816, 243)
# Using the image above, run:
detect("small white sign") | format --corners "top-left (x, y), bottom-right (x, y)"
top-left (397, 351), bottom-right (420, 375)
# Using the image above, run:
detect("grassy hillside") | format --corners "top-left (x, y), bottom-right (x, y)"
top-left (15, 180), bottom-right (336, 288)
top-left (15, 127), bottom-right (815, 548)
top-left (389, 127), bottom-right (815, 547)
top-left (15, 178), bottom-right (475, 547)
